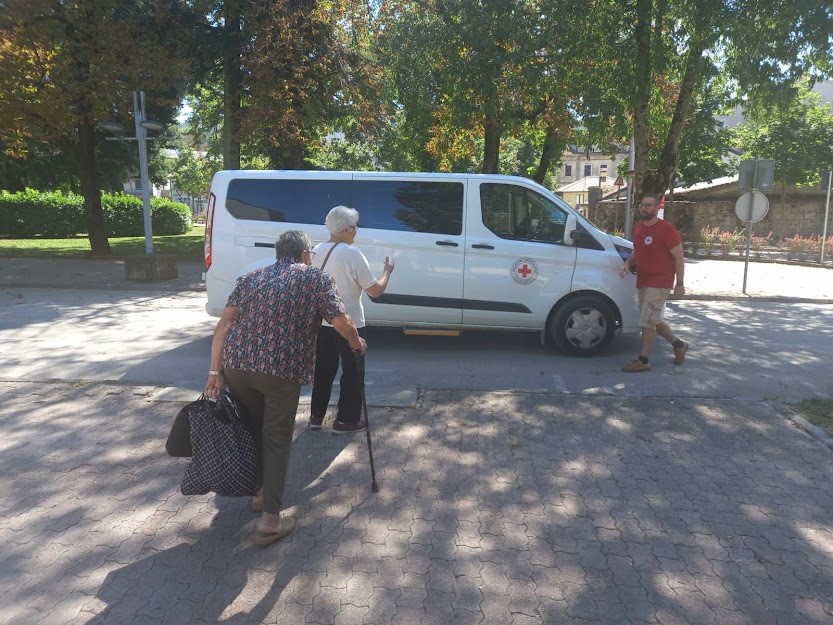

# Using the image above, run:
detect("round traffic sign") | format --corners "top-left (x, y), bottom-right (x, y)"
top-left (735, 191), bottom-right (769, 223)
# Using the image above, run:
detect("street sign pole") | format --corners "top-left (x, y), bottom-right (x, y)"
top-left (742, 158), bottom-right (758, 294)
top-left (822, 170), bottom-right (832, 264)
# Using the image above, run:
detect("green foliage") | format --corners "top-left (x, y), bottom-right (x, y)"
top-left (0, 190), bottom-right (191, 238)
top-left (307, 137), bottom-right (382, 171)
top-left (732, 83), bottom-right (833, 188)
top-left (697, 225), bottom-right (744, 256)
top-left (0, 189), bottom-right (86, 237)
top-left (782, 234), bottom-right (830, 262)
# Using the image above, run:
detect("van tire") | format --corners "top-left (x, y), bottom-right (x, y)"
top-left (549, 295), bottom-right (615, 356)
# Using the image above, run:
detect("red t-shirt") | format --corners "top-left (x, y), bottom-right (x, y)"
top-left (632, 219), bottom-right (682, 288)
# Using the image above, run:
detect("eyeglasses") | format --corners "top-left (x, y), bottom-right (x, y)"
top-left (349, 224), bottom-right (360, 231)
top-left (304, 250), bottom-right (316, 258)
top-left (639, 201), bottom-right (658, 207)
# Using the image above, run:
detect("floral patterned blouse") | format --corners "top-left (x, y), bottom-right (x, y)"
top-left (222, 258), bottom-right (346, 384)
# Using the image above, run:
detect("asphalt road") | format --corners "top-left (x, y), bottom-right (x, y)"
top-left (2, 288), bottom-right (832, 405)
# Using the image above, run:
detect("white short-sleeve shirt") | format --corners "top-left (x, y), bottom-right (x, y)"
top-left (312, 242), bottom-right (377, 328)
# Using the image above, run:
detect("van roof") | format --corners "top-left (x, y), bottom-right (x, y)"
top-left (212, 170), bottom-right (539, 185)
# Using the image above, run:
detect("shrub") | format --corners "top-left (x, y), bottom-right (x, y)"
top-left (717, 228), bottom-right (744, 257)
top-left (782, 234), bottom-right (820, 262)
top-left (0, 189), bottom-right (192, 238)
top-left (698, 226), bottom-right (720, 256)
top-left (0, 189), bottom-right (86, 237)
top-left (150, 197), bottom-right (192, 235)
top-left (749, 232), bottom-right (772, 258)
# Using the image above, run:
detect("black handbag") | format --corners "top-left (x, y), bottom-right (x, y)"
top-left (166, 399), bottom-right (196, 457)
top-left (180, 392), bottom-right (260, 498)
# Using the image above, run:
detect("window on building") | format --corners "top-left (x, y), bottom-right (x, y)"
top-left (584, 164), bottom-right (592, 177)
top-left (564, 164), bottom-right (572, 177)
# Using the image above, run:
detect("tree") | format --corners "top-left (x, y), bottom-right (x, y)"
top-left (733, 83), bottom-right (833, 198)
top-left (577, 0), bottom-right (832, 203)
top-left (378, 0), bottom-right (582, 177)
top-left (0, 1), bottom-right (193, 254)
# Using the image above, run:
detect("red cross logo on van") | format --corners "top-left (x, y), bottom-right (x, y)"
top-left (511, 257), bottom-right (539, 285)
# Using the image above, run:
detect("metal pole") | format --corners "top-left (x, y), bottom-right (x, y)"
top-left (742, 158), bottom-right (758, 294)
top-left (821, 170), bottom-right (832, 264)
top-left (134, 91), bottom-right (154, 254)
top-left (624, 136), bottom-right (635, 239)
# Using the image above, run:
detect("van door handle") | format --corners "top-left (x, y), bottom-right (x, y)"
top-left (471, 244), bottom-right (494, 250)
top-left (435, 241), bottom-right (458, 247)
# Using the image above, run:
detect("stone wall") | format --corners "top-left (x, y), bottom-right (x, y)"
top-left (596, 197), bottom-right (833, 241)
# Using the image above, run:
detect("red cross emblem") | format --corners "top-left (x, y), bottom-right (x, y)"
top-left (511, 257), bottom-right (539, 284)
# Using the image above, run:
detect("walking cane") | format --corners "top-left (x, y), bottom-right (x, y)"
top-left (356, 351), bottom-right (379, 493)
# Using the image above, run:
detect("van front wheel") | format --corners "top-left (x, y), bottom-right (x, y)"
top-left (549, 296), bottom-right (615, 356)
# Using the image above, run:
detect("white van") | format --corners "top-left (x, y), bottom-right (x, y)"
top-left (204, 171), bottom-right (638, 355)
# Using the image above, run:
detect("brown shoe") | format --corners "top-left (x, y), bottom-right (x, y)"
top-left (673, 341), bottom-right (689, 365)
top-left (622, 358), bottom-right (651, 373)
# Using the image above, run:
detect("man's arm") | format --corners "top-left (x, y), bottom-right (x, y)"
top-left (331, 313), bottom-right (367, 354)
top-left (204, 306), bottom-right (238, 398)
top-left (365, 257), bottom-right (395, 298)
top-left (670, 243), bottom-right (685, 297)
top-left (618, 252), bottom-right (635, 278)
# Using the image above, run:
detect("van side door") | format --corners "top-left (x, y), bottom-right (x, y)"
top-left (462, 181), bottom-right (577, 328)
top-left (352, 176), bottom-right (466, 325)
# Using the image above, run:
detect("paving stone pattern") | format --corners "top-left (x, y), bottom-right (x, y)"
top-left (1, 381), bottom-right (832, 624)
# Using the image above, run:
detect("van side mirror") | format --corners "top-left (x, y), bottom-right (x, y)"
top-left (563, 214), bottom-right (576, 246)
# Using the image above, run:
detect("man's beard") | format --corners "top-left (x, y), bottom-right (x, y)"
top-left (639, 210), bottom-right (655, 221)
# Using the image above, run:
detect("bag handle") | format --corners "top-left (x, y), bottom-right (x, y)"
top-left (319, 241), bottom-right (341, 271)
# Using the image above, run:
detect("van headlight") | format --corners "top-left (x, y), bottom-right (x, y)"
top-left (614, 243), bottom-right (632, 262)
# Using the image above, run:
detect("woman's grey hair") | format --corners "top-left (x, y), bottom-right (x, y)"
top-left (325, 205), bottom-right (360, 235)
top-left (276, 230), bottom-right (312, 261)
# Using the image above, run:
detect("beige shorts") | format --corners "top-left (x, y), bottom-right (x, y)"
top-left (637, 287), bottom-right (670, 328)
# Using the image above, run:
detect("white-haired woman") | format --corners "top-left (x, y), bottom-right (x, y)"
top-left (310, 205), bottom-right (395, 433)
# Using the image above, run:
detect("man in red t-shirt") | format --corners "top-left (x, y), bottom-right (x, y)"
top-left (617, 194), bottom-right (689, 372)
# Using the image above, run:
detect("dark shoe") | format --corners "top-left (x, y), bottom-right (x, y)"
top-left (309, 414), bottom-right (324, 430)
top-left (673, 341), bottom-right (689, 365)
top-left (332, 420), bottom-right (366, 435)
top-left (622, 358), bottom-right (651, 373)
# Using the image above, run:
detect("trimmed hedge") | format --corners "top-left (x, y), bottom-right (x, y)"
top-left (0, 189), bottom-right (192, 238)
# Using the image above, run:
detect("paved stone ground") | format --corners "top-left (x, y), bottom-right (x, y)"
top-left (2, 381), bottom-right (832, 624)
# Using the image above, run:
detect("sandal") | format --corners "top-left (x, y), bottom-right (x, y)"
top-left (254, 517), bottom-right (296, 546)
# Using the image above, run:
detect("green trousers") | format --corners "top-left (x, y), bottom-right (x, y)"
top-left (223, 369), bottom-right (301, 515)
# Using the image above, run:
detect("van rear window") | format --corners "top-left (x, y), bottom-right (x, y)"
top-left (353, 180), bottom-right (463, 235)
top-left (226, 179), bottom-right (351, 223)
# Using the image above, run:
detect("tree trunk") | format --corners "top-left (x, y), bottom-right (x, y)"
top-left (481, 117), bottom-right (501, 174)
top-left (223, 0), bottom-right (242, 170)
top-left (631, 0), bottom-right (653, 202)
top-left (78, 117), bottom-right (110, 256)
top-left (533, 127), bottom-right (559, 184)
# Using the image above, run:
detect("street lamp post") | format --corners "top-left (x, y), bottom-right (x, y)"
top-left (100, 90), bottom-right (164, 255)
top-left (134, 91), bottom-right (155, 254)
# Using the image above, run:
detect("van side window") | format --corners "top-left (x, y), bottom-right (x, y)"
top-left (226, 179), bottom-right (351, 223)
top-left (480, 183), bottom-right (567, 244)
top-left (353, 181), bottom-right (463, 235)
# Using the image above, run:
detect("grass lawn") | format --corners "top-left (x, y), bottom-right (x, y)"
top-left (787, 398), bottom-right (833, 437)
top-left (0, 225), bottom-right (205, 260)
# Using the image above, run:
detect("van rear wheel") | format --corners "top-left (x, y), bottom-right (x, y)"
top-left (549, 296), bottom-right (615, 356)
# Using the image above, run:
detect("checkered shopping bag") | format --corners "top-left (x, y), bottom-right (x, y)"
top-left (180, 392), bottom-right (260, 497)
